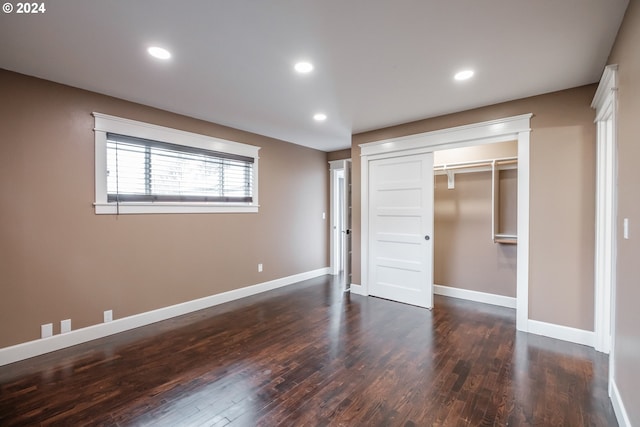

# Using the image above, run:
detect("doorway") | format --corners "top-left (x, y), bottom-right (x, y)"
top-left (359, 114), bottom-right (532, 331)
top-left (433, 141), bottom-right (518, 308)
top-left (330, 159), bottom-right (352, 290)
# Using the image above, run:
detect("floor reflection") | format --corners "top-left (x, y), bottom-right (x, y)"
top-left (0, 276), bottom-right (617, 426)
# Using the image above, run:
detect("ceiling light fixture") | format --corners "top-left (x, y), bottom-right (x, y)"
top-left (313, 113), bottom-right (327, 121)
top-left (454, 69), bottom-right (474, 81)
top-left (148, 46), bottom-right (172, 60)
top-left (295, 61), bottom-right (314, 73)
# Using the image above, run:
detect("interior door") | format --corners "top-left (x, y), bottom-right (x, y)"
top-left (368, 153), bottom-right (434, 308)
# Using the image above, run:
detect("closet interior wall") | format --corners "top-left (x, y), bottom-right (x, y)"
top-left (434, 141), bottom-right (518, 299)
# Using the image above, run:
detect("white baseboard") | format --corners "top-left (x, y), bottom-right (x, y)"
top-left (434, 286), bottom-right (596, 348)
top-left (527, 319), bottom-right (595, 347)
top-left (0, 267), bottom-right (330, 367)
top-left (349, 283), bottom-right (368, 296)
top-left (610, 379), bottom-right (632, 427)
top-left (433, 284), bottom-right (517, 309)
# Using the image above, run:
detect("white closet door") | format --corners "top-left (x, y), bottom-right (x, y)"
top-left (368, 153), bottom-right (434, 308)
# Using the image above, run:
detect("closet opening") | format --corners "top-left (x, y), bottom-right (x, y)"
top-left (359, 113), bottom-right (531, 331)
top-left (433, 140), bottom-right (518, 310)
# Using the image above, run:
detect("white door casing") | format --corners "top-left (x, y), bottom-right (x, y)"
top-left (369, 153), bottom-right (434, 308)
top-left (592, 64), bottom-right (618, 359)
top-left (343, 160), bottom-right (353, 286)
top-left (329, 159), bottom-right (353, 285)
top-left (359, 114), bottom-right (532, 332)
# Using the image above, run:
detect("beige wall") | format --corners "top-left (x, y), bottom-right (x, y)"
top-left (434, 171), bottom-right (517, 297)
top-left (607, 1), bottom-right (640, 424)
top-left (352, 85), bottom-right (596, 330)
top-left (0, 70), bottom-right (329, 348)
top-left (327, 149), bottom-right (352, 161)
top-left (434, 142), bottom-right (518, 296)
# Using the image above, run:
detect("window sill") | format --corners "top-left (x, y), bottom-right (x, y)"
top-left (94, 202), bottom-right (259, 215)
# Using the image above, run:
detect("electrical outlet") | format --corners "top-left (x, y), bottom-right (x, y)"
top-left (258, 263), bottom-right (263, 272)
top-left (41, 323), bottom-right (53, 339)
top-left (104, 310), bottom-right (113, 323)
top-left (61, 319), bottom-right (71, 334)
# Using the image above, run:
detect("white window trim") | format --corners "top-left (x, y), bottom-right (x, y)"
top-left (92, 113), bottom-right (260, 214)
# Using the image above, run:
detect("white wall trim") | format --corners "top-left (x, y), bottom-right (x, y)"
top-left (0, 267), bottom-right (330, 367)
top-left (349, 283), bottom-right (368, 296)
top-left (592, 64), bottom-right (618, 355)
top-left (92, 112), bottom-right (261, 215)
top-left (329, 159), bottom-right (347, 168)
top-left (93, 202), bottom-right (259, 215)
top-left (360, 114), bottom-right (531, 332)
top-left (329, 159), bottom-right (350, 275)
top-left (527, 319), bottom-right (595, 347)
top-left (610, 379), bottom-right (632, 427)
top-left (329, 161), bottom-right (341, 275)
top-left (516, 129), bottom-right (530, 332)
top-left (592, 65), bottom-right (619, 121)
top-left (93, 112), bottom-right (260, 158)
top-left (434, 285), bottom-right (516, 309)
top-left (360, 114), bottom-right (532, 157)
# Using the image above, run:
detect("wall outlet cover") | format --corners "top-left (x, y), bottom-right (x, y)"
top-left (41, 323), bottom-right (53, 339)
top-left (61, 319), bottom-right (71, 334)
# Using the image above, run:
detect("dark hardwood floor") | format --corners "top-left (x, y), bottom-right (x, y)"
top-left (0, 275), bottom-right (617, 426)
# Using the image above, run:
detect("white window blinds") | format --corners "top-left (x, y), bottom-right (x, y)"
top-left (106, 133), bottom-right (254, 203)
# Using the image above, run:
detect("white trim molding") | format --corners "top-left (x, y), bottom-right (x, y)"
top-left (360, 114), bottom-right (532, 157)
top-left (349, 283), bottom-right (368, 296)
top-left (92, 112), bottom-right (261, 215)
top-left (591, 64), bottom-right (618, 355)
top-left (610, 379), bottom-right (632, 427)
top-left (359, 114), bottom-right (532, 331)
top-left (527, 320), bottom-right (595, 347)
top-left (592, 65), bottom-right (618, 122)
top-left (0, 268), bottom-right (330, 367)
top-left (434, 285), bottom-right (516, 309)
top-left (329, 159), bottom-right (350, 275)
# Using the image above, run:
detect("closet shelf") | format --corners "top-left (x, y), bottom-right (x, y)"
top-left (494, 234), bottom-right (517, 245)
top-left (433, 157), bottom-right (517, 173)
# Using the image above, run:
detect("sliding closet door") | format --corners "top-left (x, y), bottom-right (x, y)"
top-left (368, 153), bottom-right (434, 308)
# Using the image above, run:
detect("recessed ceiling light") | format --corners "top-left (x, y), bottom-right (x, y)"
top-left (313, 113), bottom-right (327, 121)
top-left (148, 46), bottom-right (171, 60)
top-left (295, 62), bottom-right (314, 73)
top-left (454, 70), bottom-right (474, 81)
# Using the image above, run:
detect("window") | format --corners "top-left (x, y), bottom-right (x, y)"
top-left (106, 134), bottom-right (254, 203)
top-left (93, 113), bottom-right (260, 214)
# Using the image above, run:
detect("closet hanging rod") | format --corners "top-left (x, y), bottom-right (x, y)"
top-left (433, 156), bottom-right (517, 171)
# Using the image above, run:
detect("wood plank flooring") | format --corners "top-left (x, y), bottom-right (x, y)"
top-left (0, 275), bottom-right (617, 426)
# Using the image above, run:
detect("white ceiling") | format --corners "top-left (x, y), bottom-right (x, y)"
top-left (0, 1), bottom-right (628, 151)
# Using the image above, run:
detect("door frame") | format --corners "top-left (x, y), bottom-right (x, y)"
top-left (591, 64), bottom-right (618, 359)
top-left (359, 114), bottom-right (532, 331)
top-left (329, 159), bottom-right (351, 276)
